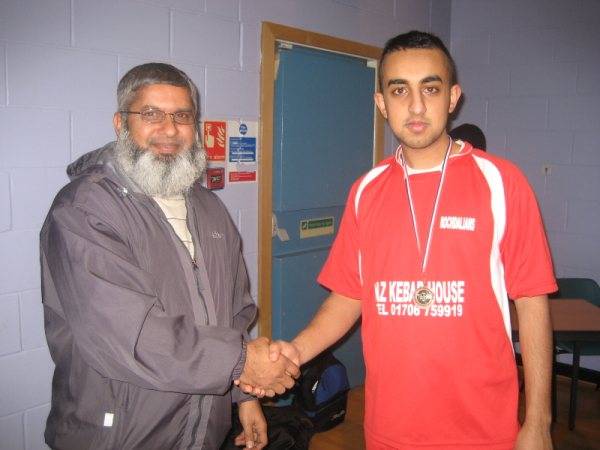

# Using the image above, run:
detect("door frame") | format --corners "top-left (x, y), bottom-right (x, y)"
top-left (258, 22), bottom-right (384, 337)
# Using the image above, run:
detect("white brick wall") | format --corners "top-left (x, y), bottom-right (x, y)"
top-left (506, 130), bottom-right (572, 167)
top-left (23, 404), bottom-right (52, 450)
top-left (0, 0), bottom-right (70, 46)
top-left (19, 290), bottom-right (47, 352)
top-left (574, 132), bottom-right (600, 166)
top-left (0, 173), bottom-right (10, 232)
top-left (71, 109), bottom-right (118, 160)
top-left (0, 108), bottom-right (70, 167)
top-left (0, 0), bottom-right (447, 447)
top-left (10, 169), bottom-right (68, 229)
top-left (8, 46), bottom-right (118, 109)
top-left (0, 230), bottom-right (40, 294)
top-left (206, 0), bottom-right (240, 19)
top-left (0, 294), bottom-right (20, 356)
top-left (75, 1), bottom-right (171, 56)
top-left (451, 0), bottom-right (600, 370)
top-left (205, 68), bottom-right (259, 117)
top-left (172, 11), bottom-right (241, 66)
top-left (0, 348), bottom-right (53, 417)
top-left (0, 414), bottom-right (24, 450)
top-left (0, 45), bottom-right (7, 106)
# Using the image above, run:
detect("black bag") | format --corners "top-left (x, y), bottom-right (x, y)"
top-left (295, 351), bottom-right (350, 432)
top-left (220, 404), bottom-right (314, 450)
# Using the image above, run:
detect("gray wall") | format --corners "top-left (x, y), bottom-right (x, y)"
top-left (0, 0), bottom-right (448, 448)
top-left (450, 0), bottom-right (600, 369)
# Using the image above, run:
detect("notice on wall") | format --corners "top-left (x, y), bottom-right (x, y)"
top-left (227, 121), bottom-right (258, 183)
top-left (203, 121), bottom-right (226, 161)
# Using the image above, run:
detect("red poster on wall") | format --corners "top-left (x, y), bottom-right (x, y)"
top-left (203, 121), bottom-right (226, 161)
top-left (229, 171), bottom-right (256, 182)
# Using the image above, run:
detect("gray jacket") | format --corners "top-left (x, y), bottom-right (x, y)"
top-left (41, 142), bottom-right (256, 449)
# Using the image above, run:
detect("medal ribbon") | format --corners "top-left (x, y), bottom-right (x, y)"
top-left (400, 137), bottom-right (453, 273)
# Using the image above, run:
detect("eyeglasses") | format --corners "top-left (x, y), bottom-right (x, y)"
top-left (121, 108), bottom-right (196, 125)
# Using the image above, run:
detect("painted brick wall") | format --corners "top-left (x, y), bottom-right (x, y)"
top-left (450, 0), bottom-right (600, 370)
top-left (0, 0), bottom-right (448, 448)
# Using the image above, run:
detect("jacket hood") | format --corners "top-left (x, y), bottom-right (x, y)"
top-left (67, 141), bottom-right (117, 180)
top-left (67, 141), bottom-right (145, 194)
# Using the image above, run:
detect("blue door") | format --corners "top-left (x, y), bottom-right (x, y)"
top-left (272, 44), bottom-right (376, 387)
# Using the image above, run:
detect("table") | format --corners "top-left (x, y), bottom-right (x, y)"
top-left (510, 299), bottom-right (600, 430)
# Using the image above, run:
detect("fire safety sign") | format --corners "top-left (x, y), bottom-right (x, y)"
top-left (203, 121), bottom-right (226, 161)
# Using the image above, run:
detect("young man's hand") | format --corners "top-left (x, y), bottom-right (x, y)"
top-left (514, 421), bottom-right (552, 450)
top-left (268, 340), bottom-right (301, 366)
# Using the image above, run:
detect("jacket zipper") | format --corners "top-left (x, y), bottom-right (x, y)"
top-left (185, 195), bottom-right (211, 326)
top-left (140, 195), bottom-right (210, 327)
top-left (144, 196), bottom-right (211, 450)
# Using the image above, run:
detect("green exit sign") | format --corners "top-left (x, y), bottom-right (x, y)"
top-left (299, 216), bottom-right (334, 239)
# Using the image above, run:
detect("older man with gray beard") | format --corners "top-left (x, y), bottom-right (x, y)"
top-left (115, 125), bottom-right (206, 198)
top-left (40, 63), bottom-right (299, 450)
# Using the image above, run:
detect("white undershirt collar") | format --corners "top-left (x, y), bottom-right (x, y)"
top-left (400, 140), bottom-right (466, 175)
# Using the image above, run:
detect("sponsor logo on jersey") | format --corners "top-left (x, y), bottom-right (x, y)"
top-left (439, 216), bottom-right (476, 231)
top-left (375, 280), bottom-right (465, 304)
top-left (374, 280), bottom-right (466, 318)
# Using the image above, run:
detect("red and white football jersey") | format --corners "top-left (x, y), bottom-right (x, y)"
top-left (319, 142), bottom-right (556, 449)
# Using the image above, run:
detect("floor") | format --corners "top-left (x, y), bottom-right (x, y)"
top-left (309, 375), bottom-right (600, 450)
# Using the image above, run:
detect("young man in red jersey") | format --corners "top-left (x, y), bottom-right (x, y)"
top-left (247, 31), bottom-right (556, 450)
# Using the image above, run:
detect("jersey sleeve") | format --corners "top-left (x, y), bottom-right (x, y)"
top-left (317, 182), bottom-right (363, 300)
top-left (500, 164), bottom-right (557, 300)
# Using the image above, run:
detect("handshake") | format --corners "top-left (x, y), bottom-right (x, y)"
top-left (234, 337), bottom-right (302, 397)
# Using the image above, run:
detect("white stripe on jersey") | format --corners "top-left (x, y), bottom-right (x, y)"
top-left (354, 164), bottom-right (390, 285)
top-left (358, 250), bottom-right (363, 287)
top-left (473, 155), bottom-right (512, 345)
top-left (354, 164), bottom-right (390, 218)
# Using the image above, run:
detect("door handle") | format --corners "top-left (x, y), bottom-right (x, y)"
top-left (272, 213), bottom-right (290, 241)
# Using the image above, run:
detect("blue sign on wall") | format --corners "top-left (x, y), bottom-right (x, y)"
top-left (229, 137), bottom-right (256, 162)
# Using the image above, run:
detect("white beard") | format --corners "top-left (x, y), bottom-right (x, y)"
top-left (115, 128), bottom-right (206, 197)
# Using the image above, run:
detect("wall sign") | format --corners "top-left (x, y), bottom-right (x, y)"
top-left (203, 121), bottom-right (226, 161)
top-left (299, 216), bottom-right (335, 239)
top-left (227, 121), bottom-right (258, 183)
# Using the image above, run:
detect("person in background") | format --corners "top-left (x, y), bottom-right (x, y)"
top-left (41, 63), bottom-right (299, 450)
top-left (449, 122), bottom-right (487, 151)
top-left (255, 31), bottom-right (556, 450)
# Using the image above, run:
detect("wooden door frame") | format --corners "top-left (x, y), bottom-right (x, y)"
top-left (258, 22), bottom-right (384, 337)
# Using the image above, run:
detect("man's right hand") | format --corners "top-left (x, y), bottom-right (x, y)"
top-left (237, 340), bottom-right (302, 398)
top-left (237, 293), bottom-right (360, 397)
top-left (235, 337), bottom-right (300, 397)
top-left (268, 340), bottom-right (301, 366)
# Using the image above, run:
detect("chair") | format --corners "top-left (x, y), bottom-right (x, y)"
top-left (550, 277), bottom-right (600, 430)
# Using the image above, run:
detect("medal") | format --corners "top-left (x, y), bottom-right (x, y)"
top-left (397, 137), bottom-right (453, 308)
top-left (414, 287), bottom-right (434, 308)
